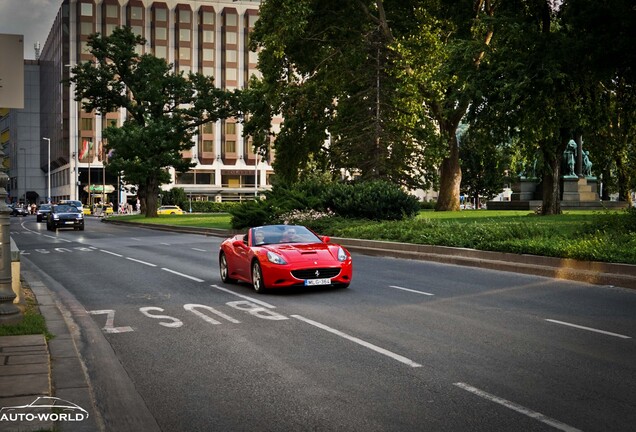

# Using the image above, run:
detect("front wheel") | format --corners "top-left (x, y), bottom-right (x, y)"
top-left (252, 261), bottom-right (266, 293)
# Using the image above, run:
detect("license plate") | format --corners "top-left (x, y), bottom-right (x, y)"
top-left (305, 278), bottom-right (331, 286)
top-left (64, 221), bottom-right (74, 225)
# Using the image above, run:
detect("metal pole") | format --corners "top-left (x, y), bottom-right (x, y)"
top-left (43, 137), bottom-right (51, 203)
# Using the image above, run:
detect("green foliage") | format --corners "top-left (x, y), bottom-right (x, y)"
top-left (68, 27), bottom-right (235, 217)
top-left (161, 188), bottom-right (188, 209)
top-left (323, 180), bottom-right (420, 221)
top-left (229, 200), bottom-right (274, 229)
top-left (189, 201), bottom-right (240, 213)
top-left (228, 178), bottom-right (420, 228)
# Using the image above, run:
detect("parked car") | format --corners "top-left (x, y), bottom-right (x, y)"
top-left (10, 204), bottom-right (29, 217)
top-left (36, 204), bottom-right (52, 222)
top-left (219, 224), bottom-right (353, 293)
top-left (46, 204), bottom-right (84, 231)
top-left (157, 205), bottom-right (184, 215)
top-left (82, 205), bottom-right (92, 215)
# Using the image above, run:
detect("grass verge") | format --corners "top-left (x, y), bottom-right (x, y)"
top-left (106, 209), bottom-right (636, 265)
top-left (0, 281), bottom-right (53, 339)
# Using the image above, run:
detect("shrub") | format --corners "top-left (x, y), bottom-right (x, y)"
top-left (324, 180), bottom-right (420, 220)
top-left (229, 200), bottom-right (273, 229)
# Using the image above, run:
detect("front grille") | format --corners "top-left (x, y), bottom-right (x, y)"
top-left (292, 268), bottom-right (341, 280)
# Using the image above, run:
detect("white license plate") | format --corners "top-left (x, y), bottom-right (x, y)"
top-left (64, 221), bottom-right (74, 225)
top-left (305, 278), bottom-right (331, 286)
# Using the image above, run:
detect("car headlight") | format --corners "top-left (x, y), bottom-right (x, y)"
top-left (337, 247), bottom-right (348, 262)
top-left (53, 215), bottom-right (59, 220)
top-left (267, 251), bottom-right (287, 265)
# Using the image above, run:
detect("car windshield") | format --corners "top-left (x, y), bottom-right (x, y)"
top-left (253, 225), bottom-right (321, 245)
top-left (55, 205), bottom-right (80, 213)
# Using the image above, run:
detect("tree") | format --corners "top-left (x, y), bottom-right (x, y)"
top-left (243, 0), bottom-right (433, 189)
top-left (458, 126), bottom-right (509, 206)
top-left (68, 27), bottom-right (235, 216)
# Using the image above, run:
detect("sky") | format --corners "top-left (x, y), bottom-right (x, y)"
top-left (0, 0), bottom-right (61, 60)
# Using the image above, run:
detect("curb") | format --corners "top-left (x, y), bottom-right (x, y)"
top-left (103, 219), bottom-right (636, 290)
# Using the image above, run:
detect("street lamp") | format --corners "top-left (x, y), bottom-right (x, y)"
top-left (42, 137), bottom-right (50, 203)
top-left (18, 147), bottom-right (26, 205)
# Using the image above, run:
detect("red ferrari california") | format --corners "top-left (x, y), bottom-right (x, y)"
top-left (219, 224), bottom-right (353, 293)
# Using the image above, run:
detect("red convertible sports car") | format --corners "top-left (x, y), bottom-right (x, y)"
top-left (219, 224), bottom-right (353, 293)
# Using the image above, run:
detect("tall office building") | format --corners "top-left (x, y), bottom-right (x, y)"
top-left (39, 0), bottom-right (274, 206)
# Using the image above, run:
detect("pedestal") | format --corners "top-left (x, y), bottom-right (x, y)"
top-left (562, 177), bottom-right (599, 202)
top-left (511, 178), bottom-right (538, 201)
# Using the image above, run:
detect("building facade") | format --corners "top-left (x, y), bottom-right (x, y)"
top-left (1, 60), bottom-right (47, 206)
top-left (39, 0), bottom-right (274, 207)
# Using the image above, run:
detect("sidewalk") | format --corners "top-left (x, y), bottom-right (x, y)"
top-left (0, 273), bottom-right (100, 432)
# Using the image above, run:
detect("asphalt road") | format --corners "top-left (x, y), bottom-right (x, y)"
top-left (10, 216), bottom-right (636, 432)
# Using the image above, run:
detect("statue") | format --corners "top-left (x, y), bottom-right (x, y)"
top-left (582, 150), bottom-right (593, 177)
top-left (563, 139), bottom-right (577, 177)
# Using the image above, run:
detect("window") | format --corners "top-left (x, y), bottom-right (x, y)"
top-left (203, 30), bottom-right (214, 44)
top-left (202, 122), bottom-right (214, 134)
top-left (176, 172), bottom-right (194, 184)
top-left (106, 4), bottom-right (118, 18)
top-left (81, 3), bottom-right (93, 16)
top-left (225, 50), bottom-right (237, 62)
top-left (202, 66), bottom-right (214, 76)
top-left (179, 10), bottom-right (191, 24)
top-left (202, 48), bottom-right (214, 61)
top-left (225, 140), bottom-right (236, 153)
top-left (81, 22), bottom-right (94, 35)
top-left (225, 31), bottom-right (237, 44)
top-left (155, 8), bottom-right (167, 22)
top-left (105, 23), bottom-right (117, 36)
top-left (179, 49), bottom-right (190, 60)
top-left (196, 173), bottom-right (212, 184)
top-left (131, 6), bottom-right (143, 20)
top-left (80, 117), bottom-right (93, 131)
top-left (202, 140), bottom-right (214, 152)
top-left (225, 14), bottom-right (237, 26)
top-left (226, 123), bottom-right (236, 134)
top-left (248, 14), bottom-right (258, 28)
top-left (179, 65), bottom-right (191, 74)
top-left (225, 69), bottom-right (237, 81)
top-left (179, 29), bottom-right (191, 42)
top-left (154, 45), bottom-right (167, 59)
top-left (155, 27), bottom-right (167, 40)
top-left (131, 26), bottom-right (143, 37)
top-left (202, 12), bottom-right (214, 25)
top-left (249, 50), bottom-right (258, 64)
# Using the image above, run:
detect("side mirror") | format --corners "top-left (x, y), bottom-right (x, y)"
top-left (322, 236), bottom-right (330, 243)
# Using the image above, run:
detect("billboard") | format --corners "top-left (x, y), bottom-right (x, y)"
top-left (0, 34), bottom-right (24, 109)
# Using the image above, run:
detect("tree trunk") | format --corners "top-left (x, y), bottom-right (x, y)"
top-left (616, 157), bottom-right (632, 205)
top-left (144, 178), bottom-right (160, 218)
top-left (435, 133), bottom-right (461, 211)
top-left (540, 135), bottom-right (565, 215)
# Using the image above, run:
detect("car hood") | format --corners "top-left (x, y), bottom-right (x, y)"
top-left (263, 243), bottom-right (340, 264)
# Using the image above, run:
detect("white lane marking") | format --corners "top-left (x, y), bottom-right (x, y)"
top-left (191, 248), bottom-right (207, 252)
top-left (130, 238), bottom-right (141, 241)
top-left (101, 249), bottom-right (123, 257)
top-left (126, 257), bottom-right (157, 267)
top-left (160, 242), bottom-right (171, 246)
top-left (545, 319), bottom-right (631, 339)
top-left (389, 285), bottom-right (435, 296)
top-left (291, 315), bottom-right (422, 368)
top-left (43, 234), bottom-right (72, 242)
top-left (161, 268), bottom-right (204, 282)
top-left (211, 284), bottom-right (276, 309)
top-left (454, 383), bottom-right (582, 432)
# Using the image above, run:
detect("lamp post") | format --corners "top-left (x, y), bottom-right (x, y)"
top-left (18, 147), bottom-right (26, 205)
top-left (42, 137), bottom-right (50, 203)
